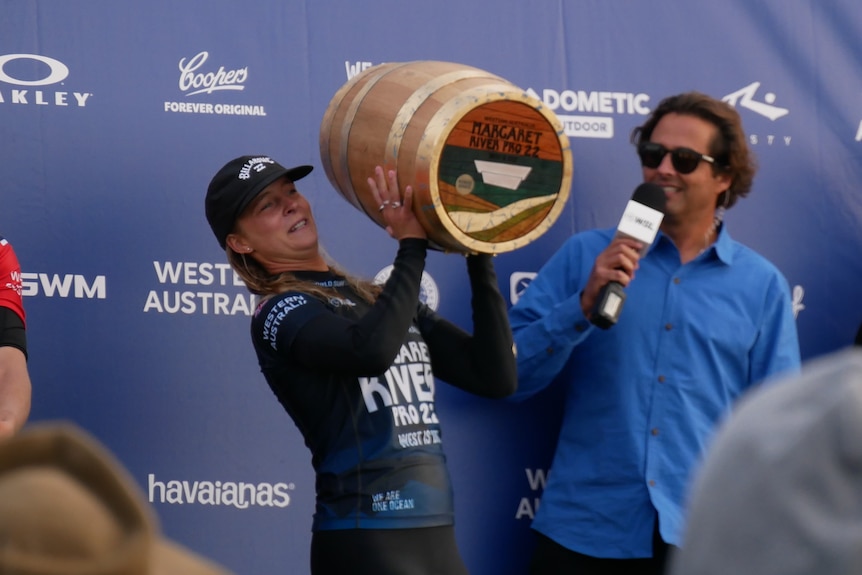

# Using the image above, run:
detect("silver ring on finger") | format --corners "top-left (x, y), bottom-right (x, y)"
top-left (390, 201), bottom-right (401, 208)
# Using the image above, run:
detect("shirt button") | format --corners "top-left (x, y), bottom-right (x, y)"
top-left (649, 480), bottom-right (656, 487)
top-left (545, 347), bottom-right (554, 355)
top-left (651, 428), bottom-right (659, 436)
top-left (673, 277), bottom-right (681, 284)
top-left (658, 375), bottom-right (666, 383)
top-left (665, 323), bottom-right (673, 331)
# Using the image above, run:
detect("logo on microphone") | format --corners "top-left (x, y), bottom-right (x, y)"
top-left (618, 201), bottom-right (663, 245)
top-left (622, 213), bottom-right (656, 231)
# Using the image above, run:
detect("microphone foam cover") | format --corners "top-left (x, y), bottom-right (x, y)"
top-left (631, 182), bottom-right (667, 213)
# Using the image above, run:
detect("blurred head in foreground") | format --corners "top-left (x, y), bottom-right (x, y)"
top-left (0, 422), bottom-right (234, 575)
top-left (670, 348), bottom-right (862, 575)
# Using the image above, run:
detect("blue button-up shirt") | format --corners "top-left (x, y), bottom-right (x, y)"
top-left (509, 226), bottom-right (801, 558)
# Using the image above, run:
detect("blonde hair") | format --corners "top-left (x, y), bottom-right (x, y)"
top-left (226, 247), bottom-right (381, 305)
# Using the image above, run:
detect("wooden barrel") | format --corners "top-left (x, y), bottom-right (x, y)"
top-left (319, 60), bottom-right (572, 254)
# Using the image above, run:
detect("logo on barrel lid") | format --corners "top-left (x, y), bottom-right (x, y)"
top-left (436, 100), bottom-right (570, 248)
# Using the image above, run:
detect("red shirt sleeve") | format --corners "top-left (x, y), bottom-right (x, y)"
top-left (0, 238), bottom-right (26, 325)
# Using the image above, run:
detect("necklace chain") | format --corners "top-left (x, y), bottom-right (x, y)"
top-left (697, 215), bottom-right (721, 256)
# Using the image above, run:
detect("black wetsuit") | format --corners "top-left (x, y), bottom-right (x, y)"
top-left (249, 238), bottom-right (516, 574)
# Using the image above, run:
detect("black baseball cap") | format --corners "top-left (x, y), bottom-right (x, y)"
top-left (205, 155), bottom-right (313, 249)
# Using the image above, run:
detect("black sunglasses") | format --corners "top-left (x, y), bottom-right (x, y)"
top-left (637, 142), bottom-right (718, 175)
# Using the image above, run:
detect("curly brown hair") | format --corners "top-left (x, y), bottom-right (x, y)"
top-left (630, 91), bottom-right (757, 209)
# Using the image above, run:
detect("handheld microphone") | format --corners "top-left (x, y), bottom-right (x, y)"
top-left (590, 182), bottom-right (666, 329)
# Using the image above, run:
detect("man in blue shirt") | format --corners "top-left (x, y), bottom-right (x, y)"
top-left (509, 92), bottom-right (801, 575)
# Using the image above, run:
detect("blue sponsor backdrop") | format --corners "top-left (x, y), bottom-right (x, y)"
top-left (2, 1), bottom-right (861, 573)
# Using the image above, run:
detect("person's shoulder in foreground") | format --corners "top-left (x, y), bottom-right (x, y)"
top-left (669, 347), bottom-right (862, 575)
top-left (0, 421), bottom-right (234, 575)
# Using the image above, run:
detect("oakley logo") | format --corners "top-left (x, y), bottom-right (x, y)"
top-left (0, 54), bottom-right (69, 86)
top-left (0, 53), bottom-right (92, 107)
top-left (722, 82), bottom-right (789, 121)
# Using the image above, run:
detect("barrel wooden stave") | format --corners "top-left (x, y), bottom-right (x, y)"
top-left (320, 60), bottom-right (572, 254)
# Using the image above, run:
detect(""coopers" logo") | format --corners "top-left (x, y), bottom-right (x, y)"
top-left (177, 51), bottom-right (248, 96)
top-left (164, 51), bottom-right (266, 116)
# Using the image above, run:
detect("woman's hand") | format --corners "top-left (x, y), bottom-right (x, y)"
top-left (367, 166), bottom-right (427, 241)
